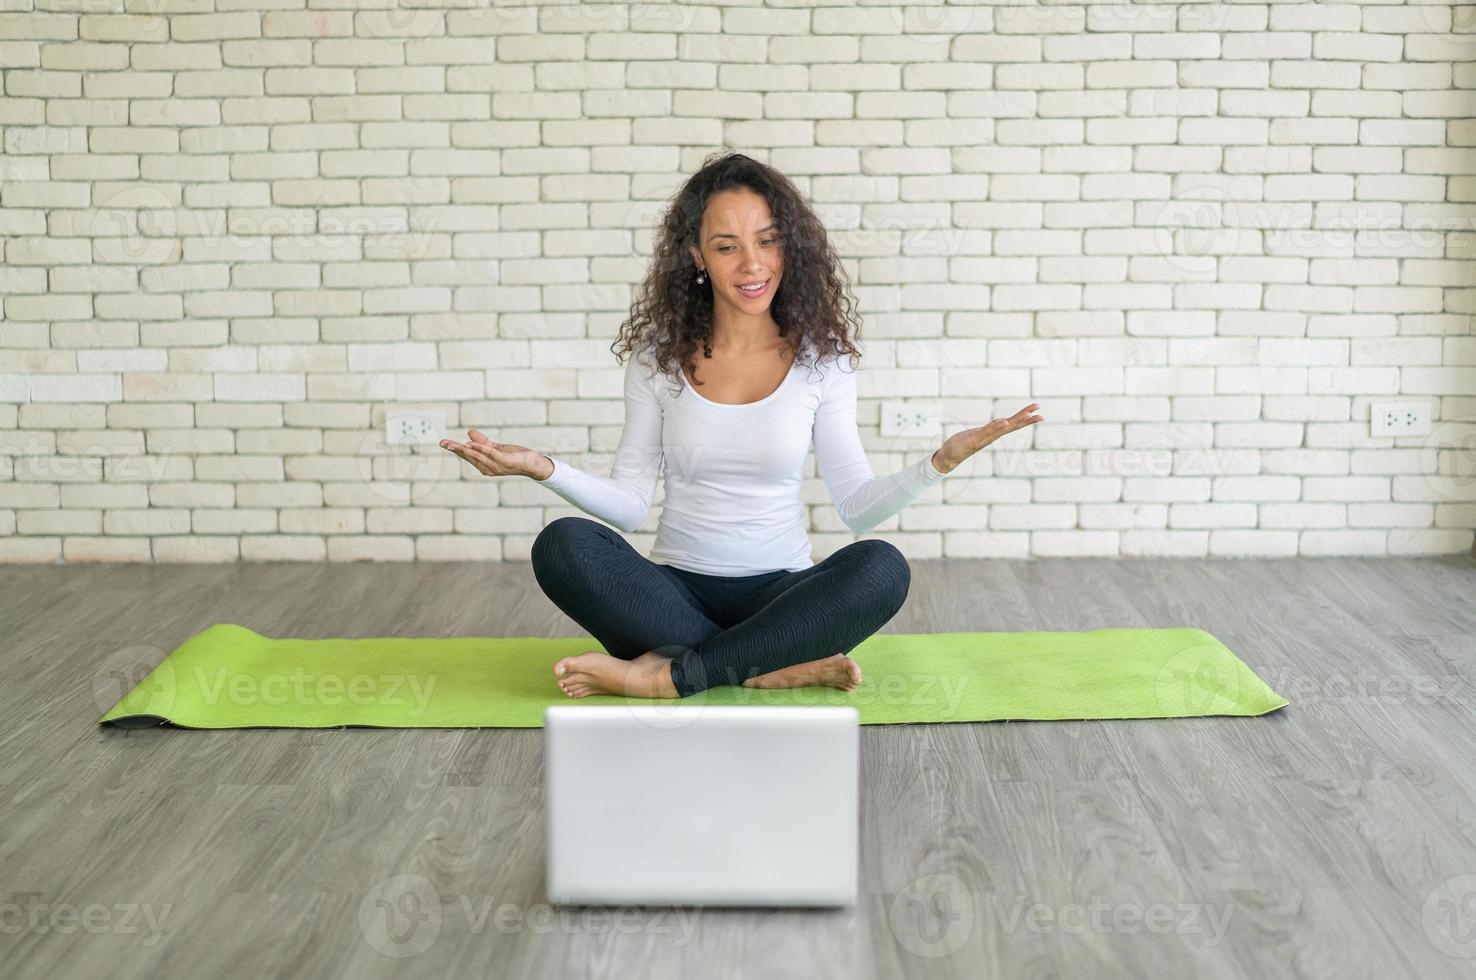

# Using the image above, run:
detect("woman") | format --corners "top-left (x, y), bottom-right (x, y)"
top-left (441, 151), bottom-right (1042, 700)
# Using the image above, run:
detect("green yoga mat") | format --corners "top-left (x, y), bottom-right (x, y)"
top-left (97, 623), bottom-right (1287, 729)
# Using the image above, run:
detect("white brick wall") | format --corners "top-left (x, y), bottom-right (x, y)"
top-left (2, 0), bottom-right (1474, 564)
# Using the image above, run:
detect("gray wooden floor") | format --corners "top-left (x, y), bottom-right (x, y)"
top-left (3, 555), bottom-right (1475, 979)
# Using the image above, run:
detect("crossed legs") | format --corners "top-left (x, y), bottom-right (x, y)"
top-left (529, 517), bottom-right (911, 699)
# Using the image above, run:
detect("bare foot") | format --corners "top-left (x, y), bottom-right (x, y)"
top-left (742, 654), bottom-right (862, 692)
top-left (552, 650), bottom-right (679, 700)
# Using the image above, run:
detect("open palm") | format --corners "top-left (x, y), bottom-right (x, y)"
top-left (936, 403), bottom-right (1043, 472)
top-left (440, 429), bottom-right (548, 479)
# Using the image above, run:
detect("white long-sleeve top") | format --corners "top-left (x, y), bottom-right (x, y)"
top-left (534, 337), bottom-right (953, 576)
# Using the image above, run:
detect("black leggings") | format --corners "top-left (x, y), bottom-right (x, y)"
top-left (530, 516), bottom-right (912, 697)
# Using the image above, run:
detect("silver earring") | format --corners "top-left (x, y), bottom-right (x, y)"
top-left (696, 269), bottom-right (705, 284)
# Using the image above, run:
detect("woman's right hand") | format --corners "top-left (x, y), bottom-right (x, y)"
top-left (440, 429), bottom-right (553, 481)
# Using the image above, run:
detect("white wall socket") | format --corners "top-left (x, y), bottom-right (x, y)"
top-left (1370, 402), bottom-right (1431, 438)
top-left (880, 400), bottom-right (938, 437)
top-left (386, 410), bottom-right (447, 445)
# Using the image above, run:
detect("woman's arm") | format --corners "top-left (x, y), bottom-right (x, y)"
top-left (811, 361), bottom-right (950, 535)
top-left (534, 351), bottom-right (664, 533)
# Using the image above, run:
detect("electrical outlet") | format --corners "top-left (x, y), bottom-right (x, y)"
top-left (880, 400), bottom-right (937, 437)
top-left (386, 410), bottom-right (447, 445)
top-left (1370, 402), bottom-right (1431, 438)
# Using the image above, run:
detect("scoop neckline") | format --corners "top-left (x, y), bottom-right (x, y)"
top-left (680, 349), bottom-right (801, 408)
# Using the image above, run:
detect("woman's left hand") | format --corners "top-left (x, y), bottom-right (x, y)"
top-left (931, 403), bottom-right (1043, 474)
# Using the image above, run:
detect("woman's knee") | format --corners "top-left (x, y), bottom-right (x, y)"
top-left (848, 538), bottom-right (911, 606)
top-left (531, 516), bottom-right (601, 571)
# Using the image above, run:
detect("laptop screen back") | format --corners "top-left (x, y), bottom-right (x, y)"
top-left (544, 705), bottom-right (859, 907)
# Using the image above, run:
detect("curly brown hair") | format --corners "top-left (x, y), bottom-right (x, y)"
top-left (609, 149), bottom-right (864, 395)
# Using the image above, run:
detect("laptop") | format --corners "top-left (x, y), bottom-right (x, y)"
top-left (544, 704), bottom-right (859, 907)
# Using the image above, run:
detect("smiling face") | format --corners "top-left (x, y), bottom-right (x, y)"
top-left (687, 186), bottom-right (784, 318)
